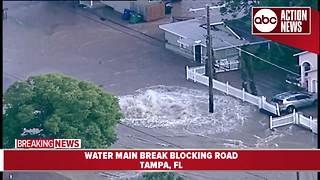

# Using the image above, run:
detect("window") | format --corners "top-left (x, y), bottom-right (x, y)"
top-left (287, 97), bottom-right (296, 101)
top-left (295, 95), bottom-right (310, 100)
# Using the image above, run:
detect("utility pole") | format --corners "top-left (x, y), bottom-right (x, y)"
top-left (189, 4), bottom-right (224, 113)
top-left (206, 4), bottom-right (214, 113)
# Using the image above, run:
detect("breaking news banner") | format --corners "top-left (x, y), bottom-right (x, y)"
top-left (14, 139), bottom-right (81, 149)
top-left (2, 149), bottom-right (320, 171)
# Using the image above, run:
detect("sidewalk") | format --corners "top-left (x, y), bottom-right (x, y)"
top-left (81, 2), bottom-right (171, 41)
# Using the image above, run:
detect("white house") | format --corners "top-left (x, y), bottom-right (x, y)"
top-left (159, 19), bottom-right (270, 72)
top-left (293, 51), bottom-right (318, 93)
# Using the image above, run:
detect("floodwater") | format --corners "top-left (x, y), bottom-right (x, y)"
top-left (120, 85), bottom-right (253, 133)
top-left (117, 85), bottom-right (317, 149)
top-left (2, 1), bottom-right (318, 180)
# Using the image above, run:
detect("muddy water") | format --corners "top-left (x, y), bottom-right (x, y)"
top-left (120, 85), bottom-right (253, 133)
top-left (119, 86), bottom-right (317, 149)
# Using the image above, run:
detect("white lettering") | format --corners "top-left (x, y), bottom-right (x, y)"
top-left (140, 161), bottom-right (171, 169)
top-left (115, 152), bottom-right (137, 159)
top-left (215, 152), bottom-right (238, 159)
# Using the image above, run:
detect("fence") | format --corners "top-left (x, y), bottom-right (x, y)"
top-left (186, 66), bottom-right (280, 116)
top-left (186, 66), bottom-right (317, 134)
top-left (270, 110), bottom-right (317, 134)
top-left (215, 59), bottom-right (240, 73)
top-left (270, 110), bottom-right (297, 130)
top-left (190, 64), bottom-right (239, 75)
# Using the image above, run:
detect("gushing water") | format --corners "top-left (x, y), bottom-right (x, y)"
top-left (119, 86), bottom-right (255, 135)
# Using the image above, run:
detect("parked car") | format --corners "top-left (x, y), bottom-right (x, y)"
top-left (271, 91), bottom-right (317, 113)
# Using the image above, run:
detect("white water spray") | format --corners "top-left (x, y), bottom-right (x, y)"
top-left (119, 86), bottom-right (255, 135)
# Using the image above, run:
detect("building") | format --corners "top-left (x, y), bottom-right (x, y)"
top-left (159, 19), bottom-right (270, 72)
top-left (293, 51), bottom-right (318, 93)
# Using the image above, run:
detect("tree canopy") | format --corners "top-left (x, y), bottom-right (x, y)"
top-left (3, 73), bottom-right (123, 148)
top-left (142, 172), bottom-right (183, 180)
top-left (222, 0), bottom-right (305, 72)
top-left (220, 0), bottom-right (317, 16)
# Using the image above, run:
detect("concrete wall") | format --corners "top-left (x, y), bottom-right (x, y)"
top-left (299, 52), bottom-right (318, 70)
top-left (164, 32), bottom-right (194, 59)
top-left (165, 43), bottom-right (193, 60)
top-left (298, 52), bottom-right (318, 93)
top-left (307, 71), bottom-right (317, 93)
top-left (165, 31), bottom-right (180, 47)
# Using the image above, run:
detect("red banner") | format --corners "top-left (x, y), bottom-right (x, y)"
top-left (3, 149), bottom-right (320, 171)
top-left (255, 8), bottom-right (319, 54)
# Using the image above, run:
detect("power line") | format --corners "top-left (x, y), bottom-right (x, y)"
top-left (75, 3), bottom-right (300, 76)
top-left (211, 34), bottom-right (301, 76)
top-left (77, 1), bottom-right (302, 76)
top-left (222, 15), bottom-right (303, 55)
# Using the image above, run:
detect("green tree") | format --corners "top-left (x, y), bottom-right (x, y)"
top-left (240, 50), bottom-right (258, 95)
top-left (142, 172), bottom-right (183, 180)
top-left (3, 73), bottom-right (123, 148)
top-left (220, 0), bottom-right (311, 93)
top-left (220, 0), bottom-right (317, 16)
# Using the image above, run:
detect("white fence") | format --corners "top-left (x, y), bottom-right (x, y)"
top-left (270, 110), bottom-right (297, 130)
top-left (270, 110), bottom-right (317, 134)
top-left (186, 66), bottom-right (317, 134)
top-left (215, 59), bottom-right (240, 73)
top-left (186, 66), bottom-right (280, 116)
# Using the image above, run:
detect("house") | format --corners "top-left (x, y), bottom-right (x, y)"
top-left (293, 51), bottom-right (318, 93)
top-left (159, 19), bottom-right (270, 72)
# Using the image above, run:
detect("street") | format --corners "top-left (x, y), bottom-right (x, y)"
top-left (3, 1), bottom-right (318, 180)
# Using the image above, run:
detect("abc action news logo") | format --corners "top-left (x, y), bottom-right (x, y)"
top-left (15, 139), bottom-right (81, 149)
top-left (252, 7), bottom-right (311, 34)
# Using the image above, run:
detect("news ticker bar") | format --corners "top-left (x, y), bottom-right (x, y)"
top-left (0, 149), bottom-right (320, 171)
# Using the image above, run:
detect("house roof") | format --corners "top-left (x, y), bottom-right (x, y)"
top-left (159, 19), bottom-right (269, 50)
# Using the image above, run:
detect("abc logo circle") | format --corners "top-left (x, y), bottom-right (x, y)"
top-left (254, 9), bottom-right (277, 32)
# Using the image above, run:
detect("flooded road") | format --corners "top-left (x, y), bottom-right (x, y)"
top-left (116, 85), bottom-right (317, 149)
top-left (3, 1), bottom-right (317, 180)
